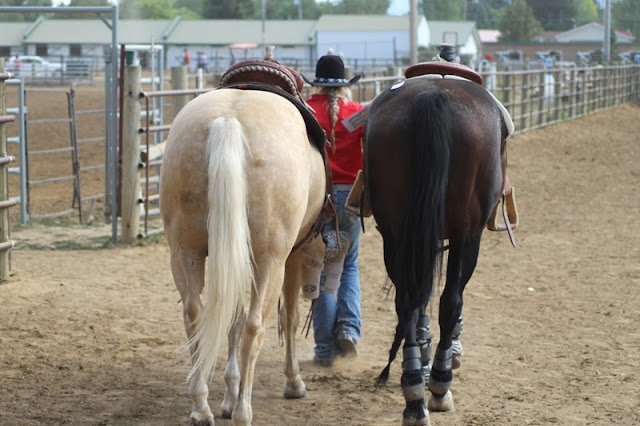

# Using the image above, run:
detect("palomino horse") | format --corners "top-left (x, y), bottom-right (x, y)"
top-left (365, 70), bottom-right (511, 425)
top-left (160, 86), bottom-right (327, 425)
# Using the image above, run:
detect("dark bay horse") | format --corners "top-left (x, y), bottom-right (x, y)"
top-left (365, 75), bottom-right (511, 425)
top-left (160, 87), bottom-right (326, 425)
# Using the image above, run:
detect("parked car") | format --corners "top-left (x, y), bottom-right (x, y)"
top-left (6, 55), bottom-right (65, 78)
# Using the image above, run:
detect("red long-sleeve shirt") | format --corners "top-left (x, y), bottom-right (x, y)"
top-left (307, 93), bottom-right (365, 185)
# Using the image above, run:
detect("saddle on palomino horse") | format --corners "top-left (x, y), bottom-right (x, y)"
top-left (219, 47), bottom-right (337, 255)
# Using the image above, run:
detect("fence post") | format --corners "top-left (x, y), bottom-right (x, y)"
top-left (171, 65), bottom-right (189, 116)
top-left (521, 72), bottom-right (528, 131)
top-left (503, 66), bottom-right (511, 108)
top-left (0, 59), bottom-right (16, 281)
top-left (120, 65), bottom-right (142, 243)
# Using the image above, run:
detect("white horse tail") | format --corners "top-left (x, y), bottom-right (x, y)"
top-left (188, 116), bottom-right (254, 382)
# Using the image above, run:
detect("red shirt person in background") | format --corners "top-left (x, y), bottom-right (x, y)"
top-left (304, 54), bottom-right (364, 366)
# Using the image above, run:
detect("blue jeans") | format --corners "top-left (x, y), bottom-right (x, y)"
top-left (312, 187), bottom-right (362, 361)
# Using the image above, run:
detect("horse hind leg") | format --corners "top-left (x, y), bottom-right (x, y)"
top-left (280, 238), bottom-right (324, 399)
top-left (169, 249), bottom-right (214, 426)
top-left (232, 258), bottom-right (288, 426)
top-left (221, 306), bottom-right (246, 418)
top-left (401, 308), bottom-right (431, 426)
top-left (280, 261), bottom-right (307, 399)
top-left (428, 237), bottom-right (481, 413)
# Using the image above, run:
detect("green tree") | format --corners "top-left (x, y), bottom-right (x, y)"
top-left (526, 0), bottom-right (577, 31)
top-left (575, 0), bottom-right (598, 27)
top-left (0, 0), bottom-right (52, 22)
top-left (120, 0), bottom-right (198, 19)
top-left (467, 0), bottom-right (500, 28)
top-left (498, 0), bottom-right (542, 41)
top-left (612, 0), bottom-right (640, 39)
top-left (52, 0), bottom-right (112, 19)
top-left (202, 0), bottom-right (255, 19)
top-left (321, 0), bottom-right (390, 15)
top-left (174, 0), bottom-right (205, 17)
top-left (253, 0), bottom-right (322, 20)
top-left (421, 0), bottom-right (462, 20)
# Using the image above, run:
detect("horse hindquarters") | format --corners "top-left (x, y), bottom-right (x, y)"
top-left (161, 115), bottom-right (254, 426)
top-left (366, 84), bottom-right (453, 426)
top-left (162, 89), bottom-right (326, 426)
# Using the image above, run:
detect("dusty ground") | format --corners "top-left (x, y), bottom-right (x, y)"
top-left (0, 97), bottom-right (639, 425)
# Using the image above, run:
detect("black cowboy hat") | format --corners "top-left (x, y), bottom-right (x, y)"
top-left (303, 55), bottom-right (361, 87)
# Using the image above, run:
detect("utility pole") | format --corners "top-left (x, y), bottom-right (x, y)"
top-left (261, 0), bottom-right (266, 47)
top-left (603, 0), bottom-right (611, 62)
top-left (409, 0), bottom-right (418, 65)
top-left (294, 0), bottom-right (302, 20)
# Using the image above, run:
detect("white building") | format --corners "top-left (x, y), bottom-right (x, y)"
top-left (313, 14), bottom-right (430, 67)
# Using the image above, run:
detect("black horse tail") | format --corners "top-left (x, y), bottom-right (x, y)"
top-left (375, 319), bottom-right (405, 388)
top-left (383, 88), bottom-right (450, 377)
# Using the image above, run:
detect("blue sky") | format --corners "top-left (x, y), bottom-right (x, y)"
top-left (387, 0), bottom-right (409, 16)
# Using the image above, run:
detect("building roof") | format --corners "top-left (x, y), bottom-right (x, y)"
top-left (314, 14), bottom-right (417, 32)
top-left (168, 19), bottom-right (317, 46)
top-left (555, 22), bottom-right (635, 43)
top-left (0, 22), bottom-right (32, 47)
top-left (478, 29), bottom-right (500, 43)
top-left (0, 18), bottom-right (317, 47)
top-left (13, 19), bottom-right (176, 45)
top-left (429, 21), bottom-right (478, 47)
top-left (535, 31), bottom-right (561, 42)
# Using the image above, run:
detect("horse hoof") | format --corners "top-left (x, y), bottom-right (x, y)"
top-left (401, 409), bottom-right (431, 426)
top-left (220, 395), bottom-right (236, 418)
top-left (220, 405), bottom-right (232, 418)
top-left (428, 390), bottom-right (455, 412)
top-left (402, 416), bottom-right (431, 426)
top-left (402, 401), bottom-right (431, 426)
top-left (284, 390), bottom-right (308, 399)
top-left (190, 413), bottom-right (214, 426)
top-left (452, 353), bottom-right (462, 370)
top-left (283, 379), bottom-right (307, 399)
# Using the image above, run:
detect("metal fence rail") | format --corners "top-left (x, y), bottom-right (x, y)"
top-left (480, 63), bottom-right (639, 134)
top-left (8, 62), bottom-right (640, 234)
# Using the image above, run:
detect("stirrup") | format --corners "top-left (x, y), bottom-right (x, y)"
top-left (345, 170), bottom-right (372, 217)
top-left (487, 186), bottom-right (518, 247)
top-left (323, 230), bottom-right (350, 261)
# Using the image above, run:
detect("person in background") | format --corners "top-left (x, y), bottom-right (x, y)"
top-left (196, 51), bottom-right (208, 72)
top-left (304, 54), bottom-right (365, 366)
top-left (183, 48), bottom-right (190, 67)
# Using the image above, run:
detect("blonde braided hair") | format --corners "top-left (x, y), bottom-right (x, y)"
top-left (317, 86), bottom-right (352, 153)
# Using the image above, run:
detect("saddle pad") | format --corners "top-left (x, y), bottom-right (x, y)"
top-left (404, 61), bottom-right (483, 85)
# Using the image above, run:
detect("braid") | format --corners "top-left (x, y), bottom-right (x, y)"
top-left (318, 86), bottom-right (351, 153)
top-left (328, 89), bottom-right (339, 149)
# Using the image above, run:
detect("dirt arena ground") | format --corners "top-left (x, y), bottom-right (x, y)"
top-left (0, 95), bottom-right (639, 425)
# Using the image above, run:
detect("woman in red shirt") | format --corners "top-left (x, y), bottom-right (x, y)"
top-left (304, 54), bottom-right (364, 366)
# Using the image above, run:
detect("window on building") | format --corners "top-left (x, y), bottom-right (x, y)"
top-left (70, 45), bottom-right (82, 57)
top-left (36, 44), bottom-right (48, 57)
top-left (0, 47), bottom-right (10, 58)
